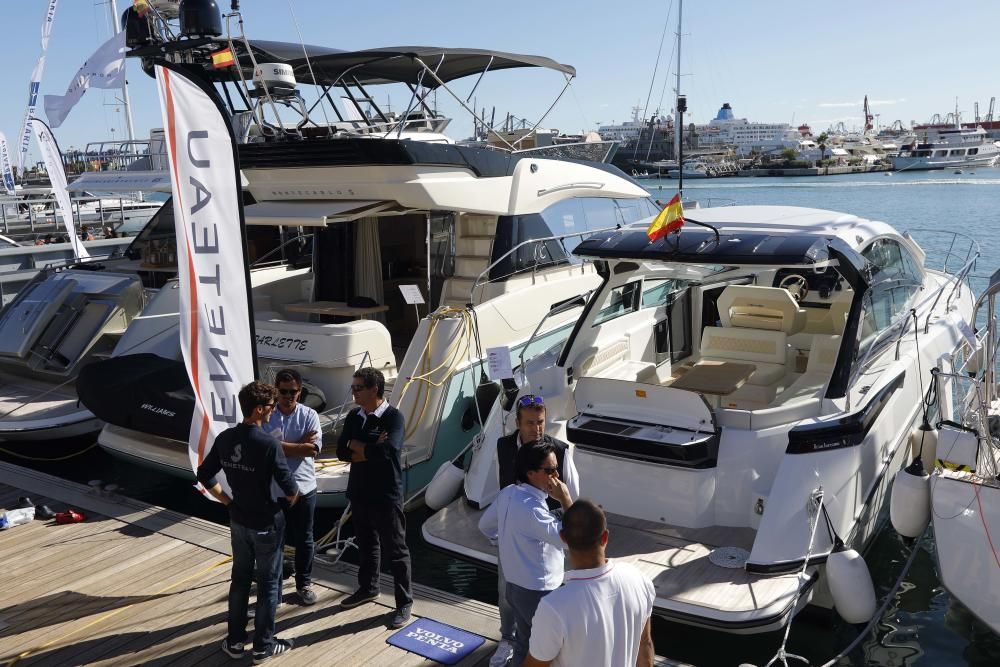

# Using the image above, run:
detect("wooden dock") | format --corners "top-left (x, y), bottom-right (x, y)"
top-left (0, 461), bottom-right (501, 667)
top-left (0, 461), bottom-right (688, 666)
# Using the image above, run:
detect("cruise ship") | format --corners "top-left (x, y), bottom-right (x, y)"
top-left (697, 103), bottom-right (798, 155)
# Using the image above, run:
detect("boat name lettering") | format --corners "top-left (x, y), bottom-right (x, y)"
top-left (140, 403), bottom-right (177, 418)
top-left (403, 629), bottom-right (464, 653)
top-left (255, 334), bottom-right (309, 352)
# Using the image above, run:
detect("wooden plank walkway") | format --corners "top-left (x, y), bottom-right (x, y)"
top-left (0, 461), bottom-right (499, 667)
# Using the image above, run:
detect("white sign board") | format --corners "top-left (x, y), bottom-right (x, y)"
top-left (486, 346), bottom-right (514, 380)
top-left (399, 284), bottom-right (425, 305)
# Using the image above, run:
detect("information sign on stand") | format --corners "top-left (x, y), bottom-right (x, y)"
top-left (486, 346), bottom-right (514, 380)
top-left (399, 284), bottom-right (425, 325)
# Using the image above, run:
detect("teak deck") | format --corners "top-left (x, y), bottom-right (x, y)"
top-left (0, 462), bottom-right (687, 666)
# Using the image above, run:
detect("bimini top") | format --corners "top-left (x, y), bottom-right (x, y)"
top-left (229, 41), bottom-right (576, 87)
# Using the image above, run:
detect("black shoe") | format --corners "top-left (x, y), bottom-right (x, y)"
top-left (15, 497), bottom-right (34, 509)
top-left (35, 505), bottom-right (56, 520)
top-left (221, 638), bottom-right (245, 659)
top-left (390, 604), bottom-right (412, 629)
top-left (340, 590), bottom-right (379, 609)
top-left (252, 637), bottom-right (293, 664)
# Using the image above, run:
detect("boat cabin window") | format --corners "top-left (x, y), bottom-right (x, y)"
top-left (489, 197), bottom-right (659, 281)
top-left (594, 280), bottom-right (642, 325)
top-left (857, 239), bottom-right (923, 355)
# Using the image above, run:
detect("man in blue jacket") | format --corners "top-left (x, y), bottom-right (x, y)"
top-left (336, 367), bottom-right (413, 628)
top-left (197, 381), bottom-right (300, 664)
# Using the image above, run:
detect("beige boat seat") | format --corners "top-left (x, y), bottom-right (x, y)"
top-left (701, 286), bottom-right (806, 386)
top-left (717, 285), bottom-right (807, 334)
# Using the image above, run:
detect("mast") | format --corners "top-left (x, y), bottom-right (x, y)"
top-left (675, 0), bottom-right (684, 196)
top-left (108, 0), bottom-right (137, 147)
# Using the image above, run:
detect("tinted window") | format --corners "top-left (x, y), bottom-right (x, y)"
top-left (594, 281), bottom-right (642, 325)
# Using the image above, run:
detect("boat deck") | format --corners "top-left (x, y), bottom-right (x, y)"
top-left (0, 462), bottom-right (688, 666)
top-left (423, 499), bottom-right (804, 629)
top-left (0, 374), bottom-right (85, 425)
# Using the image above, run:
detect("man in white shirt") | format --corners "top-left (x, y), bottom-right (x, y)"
top-left (524, 500), bottom-right (656, 667)
top-left (480, 441), bottom-right (573, 667)
top-left (491, 394), bottom-right (579, 666)
top-left (267, 369), bottom-right (322, 605)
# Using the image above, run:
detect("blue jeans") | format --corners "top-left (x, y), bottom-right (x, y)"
top-left (506, 582), bottom-right (551, 667)
top-left (283, 490), bottom-right (317, 590)
top-left (497, 559), bottom-right (515, 641)
top-left (228, 514), bottom-right (285, 652)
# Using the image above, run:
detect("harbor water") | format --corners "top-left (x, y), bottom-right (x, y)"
top-left (4, 169), bottom-right (1000, 666)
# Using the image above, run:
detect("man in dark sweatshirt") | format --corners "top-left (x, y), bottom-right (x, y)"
top-left (197, 381), bottom-right (300, 663)
top-left (336, 366), bottom-right (413, 629)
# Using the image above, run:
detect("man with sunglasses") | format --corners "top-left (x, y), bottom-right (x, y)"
top-left (267, 369), bottom-right (322, 606)
top-left (197, 381), bottom-right (300, 663)
top-left (336, 367), bottom-right (413, 629)
top-left (490, 394), bottom-right (579, 666)
top-left (480, 441), bottom-right (573, 667)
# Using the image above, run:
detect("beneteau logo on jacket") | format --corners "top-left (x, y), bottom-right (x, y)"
top-left (231, 444), bottom-right (242, 463)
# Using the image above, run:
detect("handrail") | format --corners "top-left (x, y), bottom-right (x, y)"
top-left (924, 251), bottom-right (979, 334)
top-left (470, 224), bottom-right (620, 303)
top-left (904, 228), bottom-right (980, 275)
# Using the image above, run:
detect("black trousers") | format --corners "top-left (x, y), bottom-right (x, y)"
top-left (352, 501), bottom-right (413, 609)
top-left (283, 489), bottom-right (317, 590)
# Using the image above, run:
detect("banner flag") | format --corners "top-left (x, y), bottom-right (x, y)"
top-left (0, 133), bottom-right (15, 195)
top-left (29, 119), bottom-right (89, 260)
top-left (16, 0), bottom-right (59, 172)
top-left (646, 193), bottom-right (685, 241)
top-left (44, 32), bottom-right (127, 128)
top-left (154, 64), bottom-right (256, 496)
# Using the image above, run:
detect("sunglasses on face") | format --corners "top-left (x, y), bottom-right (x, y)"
top-left (261, 403), bottom-right (275, 410)
top-left (518, 395), bottom-right (544, 408)
top-left (277, 388), bottom-right (299, 396)
top-left (537, 466), bottom-right (558, 475)
top-left (350, 384), bottom-right (369, 392)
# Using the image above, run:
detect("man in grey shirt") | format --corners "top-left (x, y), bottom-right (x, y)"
top-left (268, 368), bottom-right (322, 605)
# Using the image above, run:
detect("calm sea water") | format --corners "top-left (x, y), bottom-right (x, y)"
top-left (5, 169), bottom-right (1000, 666)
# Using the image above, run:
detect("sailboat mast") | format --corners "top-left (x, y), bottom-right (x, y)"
top-left (675, 0), bottom-right (683, 194)
top-left (108, 0), bottom-right (137, 147)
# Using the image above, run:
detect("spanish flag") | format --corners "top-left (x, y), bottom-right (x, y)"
top-left (646, 193), bottom-right (684, 241)
top-left (133, 0), bottom-right (152, 17)
top-left (210, 48), bottom-right (236, 69)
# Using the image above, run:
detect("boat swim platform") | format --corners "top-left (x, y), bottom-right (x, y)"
top-left (424, 500), bottom-right (803, 631)
top-left (0, 462), bottom-right (688, 667)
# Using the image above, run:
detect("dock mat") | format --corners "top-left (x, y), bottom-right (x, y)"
top-left (387, 617), bottom-right (486, 665)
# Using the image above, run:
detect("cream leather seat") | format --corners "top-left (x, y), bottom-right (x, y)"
top-left (700, 285), bottom-right (807, 386)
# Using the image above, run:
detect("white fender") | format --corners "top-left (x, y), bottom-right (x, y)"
top-left (464, 395), bottom-right (505, 508)
top-left (425, 461), bottom-right (465, 510)
top-left (826, 546), bottom-right (877, 624)
top-left (909, 420), bottom-right (938, 475)
top-left (890, 459), bottom-right (931, 538)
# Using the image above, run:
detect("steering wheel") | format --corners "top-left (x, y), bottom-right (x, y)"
top-left (779, 274), bottom-right (809, 303)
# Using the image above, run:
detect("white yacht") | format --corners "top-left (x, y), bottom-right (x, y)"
top-left (910, 269), bottom-right (1000, 635)
top-left (891, 124), bottom-right (1000, 171)
top-left (423, 206), bottom-right (978, 633)
top-left (78, 32), bottom-right (650, 507)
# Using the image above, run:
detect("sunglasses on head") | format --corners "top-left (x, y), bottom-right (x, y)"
top-left (517, 395), bottom-right (544, 408)
top-left (277, 388), bottom-right (299, 396)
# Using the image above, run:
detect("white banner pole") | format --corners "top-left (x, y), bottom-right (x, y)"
top-left (28, 118), bottom-right (90, 260)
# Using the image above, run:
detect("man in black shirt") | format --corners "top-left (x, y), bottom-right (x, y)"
top-left (336, 367), bottom-right (413, 628)
top-left (197, 381), bottom-right (300, 663)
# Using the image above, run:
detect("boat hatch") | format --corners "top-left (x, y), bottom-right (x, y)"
top-left (0, 279), bottom-right (77, 358)
top-left (567, 377), bottom-right (719, 467)
top-left (243, 200), bottom-right (395, 227)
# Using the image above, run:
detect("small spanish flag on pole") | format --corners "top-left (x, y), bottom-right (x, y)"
top-left (133, 0), bottom-right (152, 17)
top-left (210, 48), bottom-right (236, 69)
top-left (646, 193), bottom-right (684, 241)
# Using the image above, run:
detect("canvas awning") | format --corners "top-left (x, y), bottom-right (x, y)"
top-left (243, 200), bottom-right (393, 227)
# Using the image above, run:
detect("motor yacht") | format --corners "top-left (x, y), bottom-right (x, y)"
top-left (423, 205), bottom-right (979, 633)
top-left (891, 124), bottom-right (1000, 171)
top-left (78, 28), bottom-right (651, 507)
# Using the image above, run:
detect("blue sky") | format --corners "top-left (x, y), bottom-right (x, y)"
top-left (4, 0), bottom-right (1000, 160)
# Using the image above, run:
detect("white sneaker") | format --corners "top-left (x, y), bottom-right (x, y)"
top-left (489, 639), bottom-right (514, 667)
